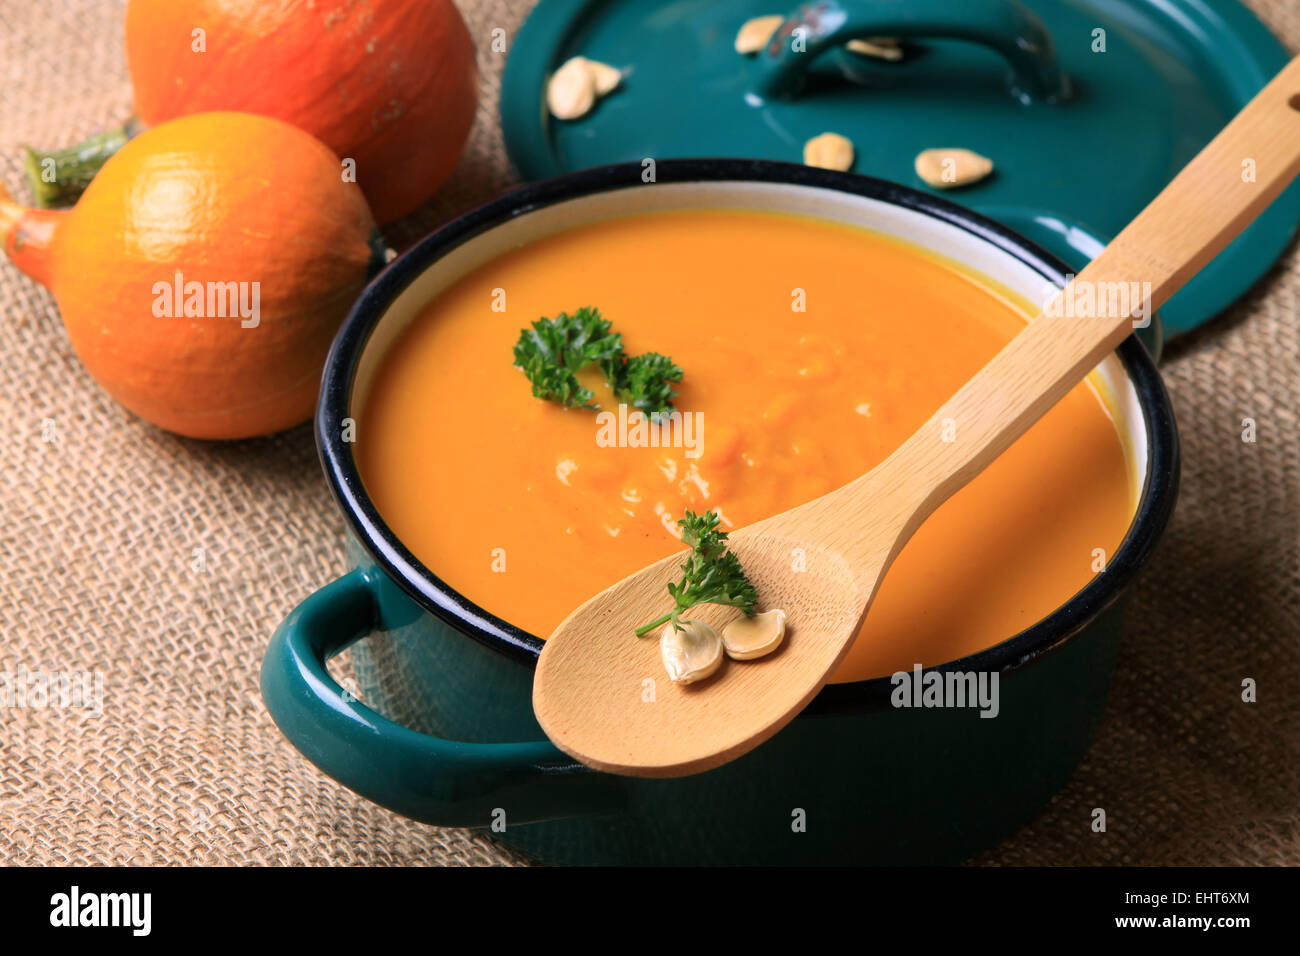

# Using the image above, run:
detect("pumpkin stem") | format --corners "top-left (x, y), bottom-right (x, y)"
top-left (0, 182), bottom-right (64, 289)
top-left (23, 120), bottom-right (138, 208)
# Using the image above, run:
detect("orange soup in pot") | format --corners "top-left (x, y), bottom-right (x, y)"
top-left (356, 209), bottom-right (1135, 683)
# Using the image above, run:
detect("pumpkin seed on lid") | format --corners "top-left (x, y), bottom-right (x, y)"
top-left (735, 15), bottom-right (784, 55)
top-left (548, 57), bottom-right (596, 120)
top-left (846, 37), bottom-right (903, 61)
top-left (587, 58), bottom-right (623, 95)
top-left (804, 132), bottom-right (855, 171)
top-left (547, 56), bottom-right (623, 120)
top-left (914, 148), bottom-right (994, 188)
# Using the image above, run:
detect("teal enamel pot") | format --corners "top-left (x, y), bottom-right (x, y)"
top-left (261, 159), bottom-right (1179, 865)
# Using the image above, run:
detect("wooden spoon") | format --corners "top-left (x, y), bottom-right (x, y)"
top-left (534, 56), bottom-right (1300, 778)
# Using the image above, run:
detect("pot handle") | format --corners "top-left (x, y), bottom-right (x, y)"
top-left (753, 0), bottom-right (1067, 103)
top-left (260, 567), bottom-right (625, 827)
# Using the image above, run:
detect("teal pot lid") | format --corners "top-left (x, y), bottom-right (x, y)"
top-left (501, 0), bottom-right (1300, 339)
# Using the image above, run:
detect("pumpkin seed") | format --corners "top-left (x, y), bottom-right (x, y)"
top-left (660, 620), bottom-right (724, 683)
top-left (547, 57), bottom-right (623, 120)
top-left (803, 132), bottom-right (855, 171)
top-left (914, 148), bottom-right (994, 188)
top-left (587, 58), bottom-right (623, 96)
top-left (735, 15), bottom-right (784, 54)
top-left (722, 609), bottom-right (787, 660)
top-left (547, 57), bottom-right (596, 120)
top-left (846, 37), bottom-right (903, 61)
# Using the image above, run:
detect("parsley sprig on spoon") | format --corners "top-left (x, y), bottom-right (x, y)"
top-left (634, 510), bottom-right (758, 636)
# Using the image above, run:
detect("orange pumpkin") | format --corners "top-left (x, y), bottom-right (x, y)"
top-left (1, 112), bottom-right (378, 439)
top-left (124, 0), bottom-right (478, 224)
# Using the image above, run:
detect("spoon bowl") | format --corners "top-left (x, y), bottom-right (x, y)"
top-left (534, 467), bottom-right (913, 776)
top-left (534, 532), bottom-right (868, 775)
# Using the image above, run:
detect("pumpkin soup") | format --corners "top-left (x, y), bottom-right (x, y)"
top-left (356, 209), bottom-right (1135, 683)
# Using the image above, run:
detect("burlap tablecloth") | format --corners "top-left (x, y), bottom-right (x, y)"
top-left (0, 0), bottom-right (1295, 867)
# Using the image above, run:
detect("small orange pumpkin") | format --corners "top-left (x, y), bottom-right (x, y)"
top-left (1, 112), bottom-right (377, 439)
top-left (123, 0), bottom-right (478, 224)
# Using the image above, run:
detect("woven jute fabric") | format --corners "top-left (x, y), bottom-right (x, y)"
top-left (0, 0), bottom-right (1295, 867)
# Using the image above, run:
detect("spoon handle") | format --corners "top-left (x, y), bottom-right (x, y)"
top-left (886, 55), bottom-right (1300, 523)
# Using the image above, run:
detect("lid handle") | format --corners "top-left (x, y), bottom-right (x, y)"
top-left (753, 0), bottom-right (1068, 103)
